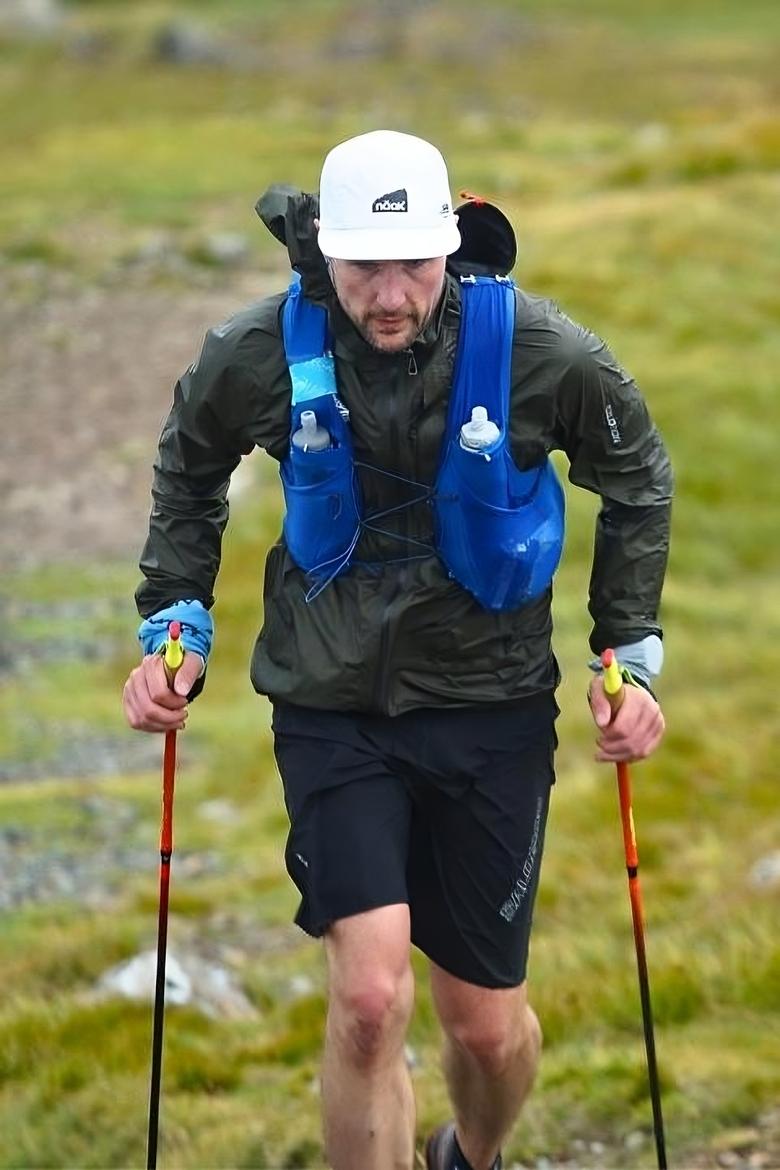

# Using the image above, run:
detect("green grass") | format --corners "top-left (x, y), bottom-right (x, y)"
top-left (1, 0), bottom-right (779, 1166)
top-left (1, 0), bottom-right (777, 270)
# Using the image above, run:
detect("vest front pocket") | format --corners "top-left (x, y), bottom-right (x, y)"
top-left (435, 444), bottom-right (565, 611)
top-left (281, 445), bottom-right (361, 577)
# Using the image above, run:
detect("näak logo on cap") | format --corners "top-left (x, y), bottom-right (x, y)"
top-left (372, 188), bottom-right (408, 213)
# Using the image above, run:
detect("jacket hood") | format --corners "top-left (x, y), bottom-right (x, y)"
top-left (446, 195), bottom-right (517, 278)
top-left (255, 184), bottom-right (332, 304)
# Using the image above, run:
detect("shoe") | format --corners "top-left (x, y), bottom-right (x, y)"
top-left (424, 1122), bottom-right (502, 1170)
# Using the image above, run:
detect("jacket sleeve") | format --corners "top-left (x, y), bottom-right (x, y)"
top-left (555, 321), bottom-right (674, 655)
top-left (135, 298), bottom-right (291, 618)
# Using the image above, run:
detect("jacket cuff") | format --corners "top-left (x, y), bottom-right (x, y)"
top-left (138, 599), bottom-right (213, 663)
top-left (589, 634), bottom-right (663, 697)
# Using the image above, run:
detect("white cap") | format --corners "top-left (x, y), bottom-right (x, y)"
top-left (317, 130), bottom-right (461, 261)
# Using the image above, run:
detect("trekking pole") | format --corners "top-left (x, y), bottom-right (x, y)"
top-left (601, 648), bottom-right (667, 1169)
top-left (147, 620), bottom-right (184, 1170)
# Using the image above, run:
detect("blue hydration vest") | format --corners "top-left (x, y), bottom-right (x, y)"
top-left (280, 274), bottom-right (362, 593)
top-left (280, 273), bottom-right (565, 610)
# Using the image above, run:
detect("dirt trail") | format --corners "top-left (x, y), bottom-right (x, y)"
top-left (1, 266), bottom-right (280, 572)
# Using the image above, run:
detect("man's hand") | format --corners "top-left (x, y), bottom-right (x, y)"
top-left (588, 675), bottom-right (665, 763)
top-left (122, 651), bottom-right (204, 734)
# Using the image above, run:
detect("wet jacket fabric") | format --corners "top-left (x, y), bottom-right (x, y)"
top-left (136, 203), bottom-right (673, 716)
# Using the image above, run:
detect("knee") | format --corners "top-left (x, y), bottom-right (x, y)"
top-left (330, 965), bottom-right (414, 1067)
top-left (450, 1002), bottom-right (542, 1079)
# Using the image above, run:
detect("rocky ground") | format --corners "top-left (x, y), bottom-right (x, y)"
top-left (1, 261), bottom-right (276, 572)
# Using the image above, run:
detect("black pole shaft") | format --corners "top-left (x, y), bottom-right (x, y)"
top-left (629, 882), bottom-right (667, 1169)
top-left (147, 855), bottom-right (171, 1170)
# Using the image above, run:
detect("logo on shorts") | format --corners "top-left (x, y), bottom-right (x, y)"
top-left (498, 797), bottom-right (543, 923)
top-left (372, 188), bottom-right (408, 213)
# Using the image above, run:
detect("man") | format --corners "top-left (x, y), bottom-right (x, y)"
top-left (123, 130), bottom-right (672, 1170)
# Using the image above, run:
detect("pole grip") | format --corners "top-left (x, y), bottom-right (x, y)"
top-left (601, 647), bottom-right (625, 719)
top-left (163, 620), bottom-right (184, 686)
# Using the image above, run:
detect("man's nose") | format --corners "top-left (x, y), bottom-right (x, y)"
top-left (374, 273), bottom-right (407, 313)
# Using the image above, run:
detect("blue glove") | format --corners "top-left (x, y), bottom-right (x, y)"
top-left (138, 599), bottom-right (213, 664)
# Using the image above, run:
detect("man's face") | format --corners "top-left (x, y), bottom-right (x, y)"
top-left (327, 257), bottom-right (447, 353)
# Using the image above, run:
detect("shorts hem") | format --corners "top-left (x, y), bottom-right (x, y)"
top-left (412, 931), bottom-right (528, 989)
top-left (295, 893), bottom-right (410, 939)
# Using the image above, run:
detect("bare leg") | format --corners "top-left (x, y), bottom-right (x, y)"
top-left (322, 904), bottom-right (417, 1170)
top-left (430, 964), bottom-right (542, 1170)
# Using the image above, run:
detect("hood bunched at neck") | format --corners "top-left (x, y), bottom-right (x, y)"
top-left (256, 183), bottom-right (520, 305)
top-left (255, 185), bottom-right (333, 307)
top-left (446, 195), bottom-right (517, 279)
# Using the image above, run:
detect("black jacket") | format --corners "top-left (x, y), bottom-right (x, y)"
top-left (136, 194), bottom-right (673, 715)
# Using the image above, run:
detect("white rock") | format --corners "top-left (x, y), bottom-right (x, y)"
top-left (99, 950), bottom-right (191, 1005)
top-left (96, 948), bottom-right (257, 1018)
top-left (748, 852), bottom-right (780, 888)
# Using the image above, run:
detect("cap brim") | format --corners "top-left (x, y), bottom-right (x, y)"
top-left (317, 219), bottom-right (461, 261)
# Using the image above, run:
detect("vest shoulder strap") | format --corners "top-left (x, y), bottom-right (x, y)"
top-left (448, 276), bottom-right (515, 436)
top-left (282, 274), bottom-right (337, 405)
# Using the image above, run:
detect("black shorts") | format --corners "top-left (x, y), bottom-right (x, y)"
top-left (271, 695), bottom-right (558, 989)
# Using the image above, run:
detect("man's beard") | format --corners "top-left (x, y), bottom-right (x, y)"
top-left (358, 309), bottom-right (425, 353)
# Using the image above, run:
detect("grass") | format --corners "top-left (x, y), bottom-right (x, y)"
top-left (1, 0), bottom-right (779, 1166)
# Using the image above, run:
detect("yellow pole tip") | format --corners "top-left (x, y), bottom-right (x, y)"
top-left (601, 647), bottom-right (623, 696)
top-left (164, 621), bottom-right (185, 671)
